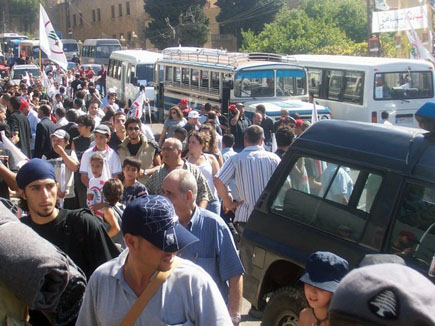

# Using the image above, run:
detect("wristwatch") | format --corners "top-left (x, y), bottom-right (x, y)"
top-left (231, 315), bottom-right (242, 324)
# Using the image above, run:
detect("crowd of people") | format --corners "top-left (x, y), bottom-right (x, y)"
top-left (0, 63), bottom-right (434, 326)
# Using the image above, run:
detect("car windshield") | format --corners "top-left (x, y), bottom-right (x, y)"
top-left (63, 43), bottom-right (78, 52)
top-left (12, 68), bottom-right (40, 79)
top-left (96, 45), bottom-right (121, 58)
top-left (374, 71), bottom-right (434, 100)
top-left (136, 64), bottom-right (154, 81)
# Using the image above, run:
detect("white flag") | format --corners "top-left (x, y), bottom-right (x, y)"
top-left (0, 131), bottom-right (29, 168)
top-left (129, 92), bottom-right (146, 120)
top-left (41, 70), bottom-right (54, 92)
top-left (311, 101), bottom-right (319, 124)
top-left (406, 14), bottom-right (435, 61)
top-left (39, 4), bottom-right (68, 70)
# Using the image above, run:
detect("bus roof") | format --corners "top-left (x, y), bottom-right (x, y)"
top-left (83, 39), bottom-right (121, 46)
top-left (19, 40), bottom-right (39, 46)
top-left (110, 49), bottom-right (162, 63)
top-left (61, 39), bottom-right (78, 44)
top-left (290, 55), bottom-right (434, 70)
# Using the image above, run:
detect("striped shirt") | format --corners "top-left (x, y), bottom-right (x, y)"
top-left (216, 145), bottom-right (280, 223)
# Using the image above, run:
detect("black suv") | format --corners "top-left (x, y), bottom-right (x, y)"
top-left (240, 120), bottom-right (435, 326)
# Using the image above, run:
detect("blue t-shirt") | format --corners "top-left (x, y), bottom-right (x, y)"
top-left (121, 181), bottom-right (148, 205)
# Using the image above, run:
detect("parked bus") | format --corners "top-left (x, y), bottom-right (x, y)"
top-left (80, 39), bottom-right (121, 65)
top-left (0, 33), bottom-right (27, 54)
top-left (290, 55), bottom-right (435, 127)
top-left (61, 39), bottom-right (79, 61)
top-left (107, 50), bottom-right (163, 108)
top-left (155, 47), bottom-right (331, 121)
top-left (18, 40), bottom-right (49, 65)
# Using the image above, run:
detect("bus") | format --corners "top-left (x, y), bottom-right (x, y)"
top-left (61, 39), bottom-right (79, 61)
top-left (107, 50), bottom-right (163, 107)
top-left (289, 55), bottom-right (435, 127)
top-left (80, 39), bottom-right (121, 65)
top-left (0, 33), bottom-right (27, 53)
top-left (155, 47), bottom-right (331, 121)
top-left (18, 40), bottom-right (49, 65)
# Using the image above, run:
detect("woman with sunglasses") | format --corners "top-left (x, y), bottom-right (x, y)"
top-left (158, 106), bottom-right (186, 147)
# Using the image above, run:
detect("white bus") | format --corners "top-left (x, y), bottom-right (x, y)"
top-left (18, 40), bottom-right (49, 65)
top-left (61, 39), bottom-right (79, 61)
top-left (107, 49), bottom-right (163, 107)
top-left (80, 39), bottom-right (121, 65)
top-left (290, 55), bottom-right (435, 126)
top-left (155, 47), bottom-right (331, 121)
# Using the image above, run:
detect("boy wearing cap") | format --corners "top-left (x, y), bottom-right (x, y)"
top-left (79, 124), bottom-right (122, 188)
top-left (76, 195), bottom-right (232, 326)
top-left (18, 159), bottom-right (120, 279)
top-left (42, 129), bottom-right (79, 209)
top-left (299, 251), bottom-right (349, 326)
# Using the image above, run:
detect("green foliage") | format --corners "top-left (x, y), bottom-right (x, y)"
top-left (216, 0), bottom-right (286, 47)
top-left (240, 9), bottom-right (350, 54)
top-left (9, 0), bottom-right (41, 32)
top-left (144, 0), bottom-right (209, 49)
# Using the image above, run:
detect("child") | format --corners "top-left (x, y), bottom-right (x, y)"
top-left (102, 178), bottom-right (125, 249)
top-left (86, 153), bottom-right (107, 218)
top-left (299, 251), bottom-right (349, 326)
top-left (121, 156), bottom-right (148, 205)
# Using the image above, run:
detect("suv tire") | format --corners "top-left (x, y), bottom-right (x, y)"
top-left (261, 286), bottom-right (305, 326)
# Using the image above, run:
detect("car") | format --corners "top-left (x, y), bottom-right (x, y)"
top-left (67, 61), bottom-right (77, 71)
top-left (10, 64), bottom-right (40, 84)
top-left (240, 115), bottom-right (435, 326)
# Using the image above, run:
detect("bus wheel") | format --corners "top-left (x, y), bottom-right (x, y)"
top-left (262, 286), bottom-right (305, 326)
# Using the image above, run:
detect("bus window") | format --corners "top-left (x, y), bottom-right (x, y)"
top-left (276, 69), bottom-right (307, 96)
top-left (115, 61), bottom-right (121, 80)
top-left (136, 64), bottom-right (154, 84)
top-left (175, 67), bottom-right (181, 85)
top-left (192, 69), bottom-right (199, 87)
top-left (182, 68), bottom-right (190, 86)
top-left (327, 70), bottom-right (344, 101)
top-left (343, 71), bottom-right (364, 104)
top-left (108, 59), bottom-right (114, 77)
top-left (375, 71), bottom-right (434, 100)
top-left (211, 71), bottom-right (220, 91)
top-left (234, 69), bottom-right (274, 97)
top-left (126, 64), bottom-right (131, 83)
top-left (165, 66), bottom-right (174, 82)
top-left (200, 70), bottom-right (209, 89)
top-left (307, 68), bottom-right (323, 97)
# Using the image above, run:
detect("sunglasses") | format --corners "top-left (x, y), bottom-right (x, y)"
top-left (127, 127), bottom-right (140, 131)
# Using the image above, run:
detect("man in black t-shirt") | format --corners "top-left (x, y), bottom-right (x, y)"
top-left (17, 159), bottom-right (119, 279)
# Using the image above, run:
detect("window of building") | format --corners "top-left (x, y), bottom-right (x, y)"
top-left (119, 3), bottom-right (123, 17)
top-left (92, 10), bottom-right (96, 22)
top-left (79, 13), bottom-right (83, 26)
top-left (270, 157), bottom-right (383, 242)
top-left (73, 14), bottom-right (77, 27)
top-left (126, 2), bottom-right (131, 16)
top-left (111, 5), bottom-right (115, 19)
top-left (97, 8), bottom-right (101, 21)
top-left (389, 182), bottom-right (435, 267)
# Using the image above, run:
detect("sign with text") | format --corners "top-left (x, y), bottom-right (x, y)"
top-left (372, 6), bottom-right (428, 33)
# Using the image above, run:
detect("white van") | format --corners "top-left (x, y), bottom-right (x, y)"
top-left (107, 50), bottom-right (163, 107)
top-left (61, 39), bottom-right (79, 61)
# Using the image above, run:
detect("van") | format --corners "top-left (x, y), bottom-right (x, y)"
top-left (240, 118), bottom-right (435, 326)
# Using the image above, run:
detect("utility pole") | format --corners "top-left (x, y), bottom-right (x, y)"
top-left (367, 0), bottom-right (372, 55)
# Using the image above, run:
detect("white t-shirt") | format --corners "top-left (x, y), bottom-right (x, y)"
top-left (80, 145), bottom-right (122, 179)
top-left (87, 175), bottom-right (106, 218)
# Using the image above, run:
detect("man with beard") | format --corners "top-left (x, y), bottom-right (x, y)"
top-left (117, 117), bottom-right (161, 184)
top-left (18, 158), bottom-right (120, 279)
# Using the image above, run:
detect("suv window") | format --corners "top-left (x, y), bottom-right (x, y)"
top-left (390, 183), bottom-right (435, 267)
top-left (271, 157), bottom-right (382, 242)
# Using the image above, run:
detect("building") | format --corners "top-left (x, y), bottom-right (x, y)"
top-left (45, 0), bottom-right (237, 51)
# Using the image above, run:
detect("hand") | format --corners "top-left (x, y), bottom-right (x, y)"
top-left (52, 144), bottom-right (65, 156)
top-left (11, 134), bottom-right (19, 144)
top-left (223, 198), bottom-right (244, 213)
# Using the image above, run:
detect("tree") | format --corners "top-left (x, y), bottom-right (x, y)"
top-left (144, 0), bottom-right (209, 49)
top-left (240, 8), bottom-right (351, 54)
top-left (8, 0), bottom-right (41, 34)
top-left (216, 0), bottom-right (286, 47)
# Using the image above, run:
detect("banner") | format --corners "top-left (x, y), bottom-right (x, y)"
top-left (406, 16), bottom-right (435, 61)
top-left (374, 0), bottom-right (389, 11)
top-left (39, 4), bottom-right (68, 70)
top-left (372, 6), bottom-right (428, 33)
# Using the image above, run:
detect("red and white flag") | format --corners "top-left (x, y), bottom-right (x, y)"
top-left (130, 92), bottom-right (146, 119)
top-left (39, 4), bottom-right (68, 70)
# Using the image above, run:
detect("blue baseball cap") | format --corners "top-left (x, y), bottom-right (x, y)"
top-left (121, 195), bottom-right (198, 252)
top-left (300, 251), bottom-right (349, 293)
top-left (16, 158), bottom-right (56, 190)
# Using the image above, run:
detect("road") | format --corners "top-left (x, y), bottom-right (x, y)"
top-left (149, 122), bottom-right (261, 325)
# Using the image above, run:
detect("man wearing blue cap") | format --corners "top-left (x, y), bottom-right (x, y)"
top-left (17, 159), bottom-right (120, 279)
top-left (77, 195), bottom-right (233, 326)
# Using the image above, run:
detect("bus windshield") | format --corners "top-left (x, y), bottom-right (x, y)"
top-left (136, 64), bottom-right (154, 82)
top-left (63, 43), bottom-right (78, 52)
top-left (96, 45), bottom-right (121, 58)
top-left (234, 69), bottom-right (307, 97)
top-left (374, 71), bottom-right (434, 100)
